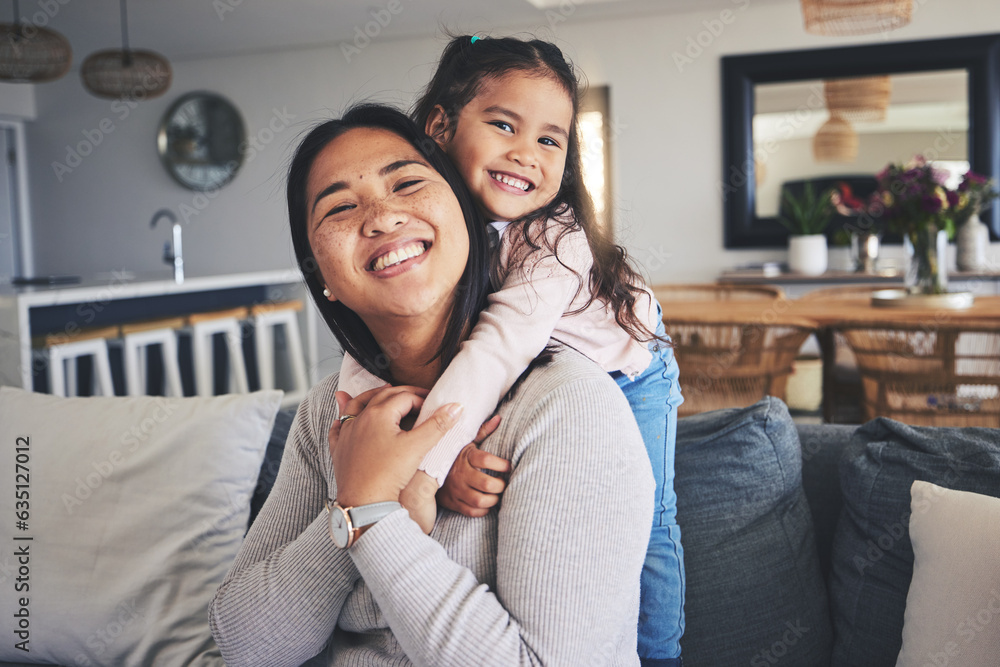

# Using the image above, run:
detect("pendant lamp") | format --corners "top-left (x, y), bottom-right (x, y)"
top-left (813, 113), bottom-right (858, 163)
top-left (0, 0), bottom-right (71, 82)
top-left (800, 0), bottom-right (912, 36)
top-left (824, 75), bottom-right (892, 122)
top-left (81, 0), bottom-right (171, 100)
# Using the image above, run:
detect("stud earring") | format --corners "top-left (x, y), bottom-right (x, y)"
top-left (323, 287), bottom-right (331, 298)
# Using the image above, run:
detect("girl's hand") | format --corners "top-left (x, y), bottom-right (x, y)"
top-left (438, 415), bottom-right (510, 517)
top-left (330, 387), bottom-right (463, 508)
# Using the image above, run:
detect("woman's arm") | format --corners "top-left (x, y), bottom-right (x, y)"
top-left (353, 362), bottom-right (654, 666)
top-left (208, 377), bottom-right (357, 667)
top-left (413, 221), bottom-right (594, 485)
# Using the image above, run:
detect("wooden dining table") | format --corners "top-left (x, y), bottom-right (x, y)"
top-left (656, 293), bottom-right (1000, 423)
top-left (658, 294), bottom-right (1000, 329)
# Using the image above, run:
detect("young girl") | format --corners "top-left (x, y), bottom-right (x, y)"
top-left (336, 35), bottom-right (684, 666)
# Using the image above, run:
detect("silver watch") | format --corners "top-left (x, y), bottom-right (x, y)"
top-left (326, 500), bottom-right (401, 548)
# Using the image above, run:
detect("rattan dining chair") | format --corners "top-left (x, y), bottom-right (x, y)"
top-left (666, 318), bottom-right (814, 417)
top-left (839, 320), bottom-right (1000, 427)
top-left (798, 285), bottom-right (886, 423)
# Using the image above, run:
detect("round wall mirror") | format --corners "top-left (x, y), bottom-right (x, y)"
top-left (157, 91), bottom-right (246, 191)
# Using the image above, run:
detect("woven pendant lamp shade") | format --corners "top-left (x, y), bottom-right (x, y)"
top-left (813, 114), bottom-right (858, 162)
top-left (0, 1), bottom-right (71, 82)
top-left (80, 0), bottom-right (171, 100)
top-left (824, 75), bottom-right (892, 122)
top-left (801, 0), bottom-right (912, 36)
top-left (81, 49), bottom-right (171, 99)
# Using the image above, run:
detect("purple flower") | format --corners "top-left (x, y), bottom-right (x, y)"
top-left (967, 171), bottom-right (988, 185)
top-left (946, 190), bottom-right (959, 207)
top-left (921, 194), bottom-right (943, 213)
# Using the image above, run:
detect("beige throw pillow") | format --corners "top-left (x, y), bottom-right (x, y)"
top-left (0, 387), bottom-right (282, 666)
top-left (895, 480), bottom-right (1000, 667)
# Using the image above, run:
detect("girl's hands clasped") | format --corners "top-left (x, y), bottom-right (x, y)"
top-left (329, 386), bottom-right (463, 508)
top-left (437, 415), bottom-right (511, 517)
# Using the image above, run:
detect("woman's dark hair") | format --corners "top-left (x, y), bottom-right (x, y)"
top-left (413, 35), bottom-right (658, 344)
top-left (287, 103), bottom-right (492, 383)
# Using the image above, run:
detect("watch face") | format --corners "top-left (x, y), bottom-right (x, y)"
top-left (157, 92), bottom-right (246, 192)
top-left (328, 505), bottom-right (352, 548)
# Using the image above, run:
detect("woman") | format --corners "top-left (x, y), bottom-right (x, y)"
top-left (208, 104), bottom-right (654, 666)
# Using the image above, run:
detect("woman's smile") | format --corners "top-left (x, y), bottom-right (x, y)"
top-left (367, 239), bottom-right (430, 274)
top-left (305, 127), bottom-right (469, 324)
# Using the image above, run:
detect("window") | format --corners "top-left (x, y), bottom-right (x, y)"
top-left (578, 86), bottom-right (612, 232)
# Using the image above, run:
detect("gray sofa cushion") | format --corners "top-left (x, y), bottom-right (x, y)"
top-left (676, 397), bottom-right (833, 667)
top-left (829, 418), bottom-right (1000, 667)
top-left (798, 423), bottom-right (856, 580)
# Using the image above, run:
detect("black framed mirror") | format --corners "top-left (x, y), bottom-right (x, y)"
top-left (722, 33), bottom-right (1000, 248)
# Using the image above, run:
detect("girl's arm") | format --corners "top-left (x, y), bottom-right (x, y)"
top-left (352, 366), bottom-right (654, 666)
top-left (208, 376), bottom-right (357, 667)
top-left (412, 221), bottom-right (594, 485)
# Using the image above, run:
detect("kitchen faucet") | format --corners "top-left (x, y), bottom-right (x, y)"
top-left (150, 209), bottom-right (183, 284)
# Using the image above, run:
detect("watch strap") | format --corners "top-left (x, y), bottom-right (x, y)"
top-left (347, 501), bottom-right (402, 529)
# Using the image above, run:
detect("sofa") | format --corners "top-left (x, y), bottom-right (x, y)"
top-left (1, 388), bottom-right (997, 666)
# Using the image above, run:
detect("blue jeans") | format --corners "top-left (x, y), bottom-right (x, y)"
top-left (612, 313), bottom-right (685, 663)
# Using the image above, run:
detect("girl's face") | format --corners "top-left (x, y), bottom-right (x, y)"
top-left (306, 127), bottom-right (470, 330)
top-left (432, 69), bottom-right (574, 222)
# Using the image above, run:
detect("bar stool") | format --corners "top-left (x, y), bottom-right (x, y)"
top-left (250, 300), bottom-right (309, 405)
top-left (42, 325), bottom-right (119, 397)
top-left (187, 307), bottom-right (250, 396)
top-left (119, 317), bottom-right (186, 397)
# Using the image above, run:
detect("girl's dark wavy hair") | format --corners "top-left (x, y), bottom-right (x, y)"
top-left (413, 34), bottom-right (659, 344)
top-left (287, 103), bottom-right (492, 383)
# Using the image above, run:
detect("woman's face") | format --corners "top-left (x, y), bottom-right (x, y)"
top-left (306, 127), bottom-right (470, 332)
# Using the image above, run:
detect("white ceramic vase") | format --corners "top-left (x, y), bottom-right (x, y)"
top-left (788, 234), bottom-right (828, 275)
top-left (956, 213), bottom-right (989, 272)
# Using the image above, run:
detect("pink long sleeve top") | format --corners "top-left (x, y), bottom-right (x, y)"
top-left (339, 217), bottom-right (659, 485)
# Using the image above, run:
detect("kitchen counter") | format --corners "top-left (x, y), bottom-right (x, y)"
top-left (0, 269), bottom-right (317, 395)
top-left (0, 269), bottom-right (303, 303)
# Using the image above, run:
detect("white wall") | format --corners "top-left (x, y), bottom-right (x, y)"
top-left (0, 83), bottom-right (36, 119)
top-left (20, 0), bottom-right (1000, 284)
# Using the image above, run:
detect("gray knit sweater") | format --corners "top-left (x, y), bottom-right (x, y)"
top-left (209, 348), bottom-right (653, 666)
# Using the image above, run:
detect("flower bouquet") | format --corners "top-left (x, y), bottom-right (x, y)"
top-left (876, 157), bottom-right (958, 294)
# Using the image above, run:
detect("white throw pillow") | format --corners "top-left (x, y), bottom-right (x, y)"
top-left (895, 480), bottom-right (1000, 667)
top-left (0, 387), bottom-right (282, 666)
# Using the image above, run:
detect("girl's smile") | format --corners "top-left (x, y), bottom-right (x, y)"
top-left (429, 70), bottom-right (574, 222)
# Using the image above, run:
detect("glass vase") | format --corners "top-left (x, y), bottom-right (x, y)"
top-left (903, 224), bottom-right (948, 295)
top-left (850, 230), bottom-right (881, 273)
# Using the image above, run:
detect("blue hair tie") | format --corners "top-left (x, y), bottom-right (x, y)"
top-left (471, 36), bottom-right (482, 44)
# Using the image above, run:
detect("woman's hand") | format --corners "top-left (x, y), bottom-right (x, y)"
top-left (438, 415), bottom-right (510, 517)
top-left (330, 387), bottom-right (463, 508)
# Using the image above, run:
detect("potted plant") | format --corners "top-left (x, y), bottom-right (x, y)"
top-left (778, 182), bottom-right (834, 275)
top-left (953, 170), bottom-right (998, 272)
top-left (876, 157), bottom-right (958, 295)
